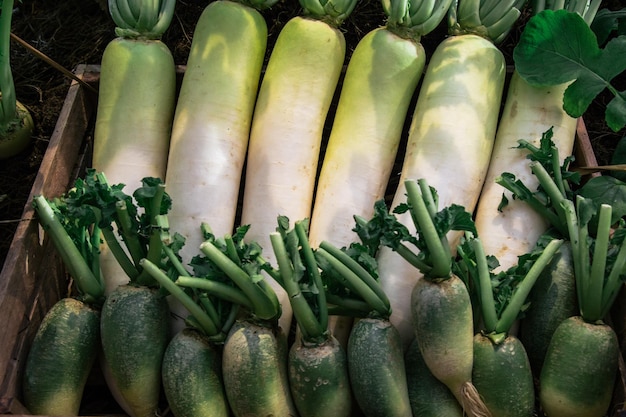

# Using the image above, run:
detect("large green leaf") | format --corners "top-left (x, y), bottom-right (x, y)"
top-left (513, 9), bottom-right (626, 132)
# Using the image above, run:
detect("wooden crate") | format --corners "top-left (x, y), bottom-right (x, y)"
top-left (0, 64), bottom-right (623, 417)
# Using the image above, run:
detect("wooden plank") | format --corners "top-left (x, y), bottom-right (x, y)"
top-left (0, 65), bottom-right (97, 414)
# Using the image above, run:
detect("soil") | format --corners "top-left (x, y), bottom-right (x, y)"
top-left (1, 0), bottom-right (625, 268)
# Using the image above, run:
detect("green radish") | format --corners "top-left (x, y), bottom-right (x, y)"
top-left (186, 226), bottom-right (297, 417)
top-left (239, 0), bottom-right (357, 334)
top-left (100, 284), bottom-right (169, 417)
top-left (165, 0), bottom-right (275, 263)
top-left (270, 218), bottom-right (352, 417)
top-left (474, 0), bottom-right (601, 272)
top-left (374, 0), bottom-right (525, 349)
top-left (405, 338), bottom-right (464, 417)
top-left (362, 179), bottom-right (490, 417)
top-left (538, 198), bottom-right (625, 416)
top-left (495, 130), bottom-right (583, 376)
top-left (0, 0), bottom-right (34, 159)
top-left (316, 233), bottom-right (410, 416)
top-left (457, 233), bottom-right (563, 417)
top-left (93, 0), bottom-right (176, 295)
top-left (308, 0), bottom-right (452, 347)
top-left (519, 240), bottom-right (578, 375)
top-left (140, 234), bottom-right (241, 417)
top-left (501, 138), bottom-right (625, 415)
top-left (23, 193), bottom-right (105, 416)
top-left (66, 172), bottom-right (172, 417)
top-left (161, 328), bottom-right (229, 417)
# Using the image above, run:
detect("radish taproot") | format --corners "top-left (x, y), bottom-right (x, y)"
top-left (239, 0), bottom-right (357, 334)
top-left (23, 193), bottom-right (106, 415)
top-left (374, 0), bottom-right (525, 349)
top-left (474, 0), bottom-right (601, 272)
top-left (361, 179), bottom-right (490, 417)
top-left (93, 0), bottom-right (176, 295)
top-left (270, 218), bottom-right (352, 417)
top-left (316, 236), bottom-right (410, 417)
top-left (308, 0), bottom-right (453, 347)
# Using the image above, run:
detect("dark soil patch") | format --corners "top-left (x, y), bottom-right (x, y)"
top-left (1, 0), bottom-right (624, 269)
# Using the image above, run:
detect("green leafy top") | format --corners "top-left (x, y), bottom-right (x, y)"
top-left (299, 0), bottom-right (358, 27)
top-left (359, 179), bottom-right (476, 281)
top-left (384, 0), bottom-right (454, 41)
top-left (108, 0), bottom-right (176, 39)
top-left (455, 232), bottom-right (563, 341)
top-left (513, 8), bottom-right (626, 131)
top-left (269, 217), bottom-right (331, 344)
top-left (447, 0), bottom-right (527, 44)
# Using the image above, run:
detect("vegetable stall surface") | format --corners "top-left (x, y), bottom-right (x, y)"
top-left (270, 218), bottom-right (352, 417)
top-left (239, 0), bottom-right (357, 334)
top-left (23, 191), bottom-right (105, 416)
top-left (474, 1), bottom-right (601, 273)
top-left (0, 0), bottom-right (34, 159)
top-left (308, 0), bottom-right (453, 347)
top-left (92, 0), bottom-right (177, 295)
top-left (373, 0), bottom-right (525, 350)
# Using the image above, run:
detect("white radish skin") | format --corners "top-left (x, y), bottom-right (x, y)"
top-left (93, 38), bottom-right (176, 295)
top-left (474, 71), bottom-right (577, 272)
top-left (309, 27), bottom-right (425, 346)
top-left (377, 33), bottom-right (505, 350)
top-left (166, 0), bottom-right (267, 261)
top-left (240, 15), bottom-right (346, 333)
top-left (164, 1), bottom-right (268, 334)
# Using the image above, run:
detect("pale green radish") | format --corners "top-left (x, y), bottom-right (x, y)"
top-left (164, 0), bottom-right (276, 333)
top-left (375, 0), bottom-right (524, 350)
top-left (239, 0), bottom-right (357, 333)
top-left (93, 0), bottom-right (176, 295)
top-left (308, 0), bottom-right (453, 346)
top-left (473, 0), bottom-right (601, 272)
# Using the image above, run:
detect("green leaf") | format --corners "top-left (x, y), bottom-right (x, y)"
top-left (514, 9), bottom-right (626, 131)
top-left (578, 176), bottom-right (626, 225)
top-left (609, 135), bottom-right (626, 182)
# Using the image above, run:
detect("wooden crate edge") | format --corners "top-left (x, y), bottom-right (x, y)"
top-left (0, 65), bottom-right (98, 415)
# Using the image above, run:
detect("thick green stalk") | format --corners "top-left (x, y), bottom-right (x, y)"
top-left (405, 180), bottom-right (451, 279)
top-left (295, 221), bottom-right (328, 331)
top-left (33, 196), bottom-right (105, 303)
top-left (175, 276), bottom-right (254, 311)
top-left (140, 258), bottom-right (221, 338)
top-left (270, 232), bottom-right (325, 342)
top-left (0, 0), bottom-right (16, 129)
top-left (319, 241), bottom-right (391, 311)
top-left (316, 248), bottom-right (390, 318)
top-left (108, 0), bottom-right (176, 39)
top-left (200, 240), bottom-right (279, 321)
top-left (496, 238), bottom-right (563, 333)
top-left (587, 204), bottom-right (611, 321)
top-left (471, 237), bottom-right (498, 332)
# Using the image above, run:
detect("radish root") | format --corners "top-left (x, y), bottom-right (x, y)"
top-left (460, 382), bottom-right (492, 417)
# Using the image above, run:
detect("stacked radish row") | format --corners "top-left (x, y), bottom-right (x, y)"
top-left (22, 0), bottom-right (624, 416)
